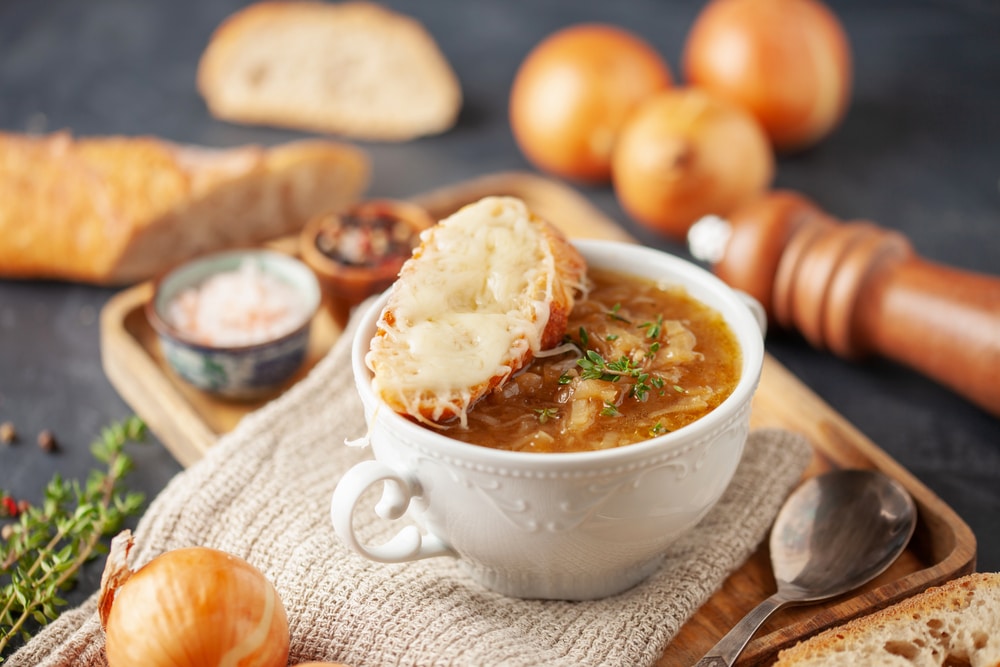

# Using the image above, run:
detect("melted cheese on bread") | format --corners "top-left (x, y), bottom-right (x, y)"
top-left (366, 196), bottom-right (585, 426)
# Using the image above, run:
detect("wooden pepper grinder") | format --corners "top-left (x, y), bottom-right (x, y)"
top-left (688, 190), bottom-right (1000, 417)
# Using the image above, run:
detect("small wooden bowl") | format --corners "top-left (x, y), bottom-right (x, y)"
top-left (299, 199), bottom-right (434, 327)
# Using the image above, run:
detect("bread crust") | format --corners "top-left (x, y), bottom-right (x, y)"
top-left (366, 196), bottom-right (586, 426)
top-left (197, 1), bottom-right (462, 141)
top-left (774, 572), bottom-right (1000, 666)
top-left (0, 131), bottom-right (369, 285)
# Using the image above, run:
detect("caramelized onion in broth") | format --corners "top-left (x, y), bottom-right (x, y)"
top-left (433, 268), bottom-right (741, 452)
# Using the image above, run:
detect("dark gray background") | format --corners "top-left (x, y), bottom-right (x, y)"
top-left (1, 0), bottom-right (998, 643)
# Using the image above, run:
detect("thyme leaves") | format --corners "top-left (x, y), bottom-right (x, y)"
top-left (0, 416), bottom-right (147, 658)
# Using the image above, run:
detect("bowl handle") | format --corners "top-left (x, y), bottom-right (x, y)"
top-left (736, 290), bottom-right (768, 336)
top-left (331, 459), bottom-right (456, 563)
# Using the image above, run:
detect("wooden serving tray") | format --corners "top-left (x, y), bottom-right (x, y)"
top-left (100, 172), bottom-right (975, 666)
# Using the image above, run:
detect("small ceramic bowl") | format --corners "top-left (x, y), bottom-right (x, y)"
top-left (331, 239), bottom-right (766, 600)
top-left (299, 199), bottom-right (433, 327)
top-left (146, 249), bottom-right (321, 399)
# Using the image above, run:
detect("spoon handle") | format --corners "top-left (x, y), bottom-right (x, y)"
top-left (692, 593), bottom-right (788, 667)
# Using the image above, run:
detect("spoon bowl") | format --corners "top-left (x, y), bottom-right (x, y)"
top-left (695, 468), bottom-right (917, 667)
top-left (771, 469), bottom-right (917, 602)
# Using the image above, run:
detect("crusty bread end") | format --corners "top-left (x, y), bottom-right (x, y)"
top-left (774, 572), bottom-right (1000, 667)
top-left (0, 131), bottom-right (369, 285)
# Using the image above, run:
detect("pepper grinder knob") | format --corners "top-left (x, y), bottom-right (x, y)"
top-left (689, 190), bottom-right (1000, 417)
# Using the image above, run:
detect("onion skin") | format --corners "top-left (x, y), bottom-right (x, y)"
top-left (100, 533), bottom-right (290, 667)
top-left (683, 0), bottom-right (852, 152)
top-left (510, 24), bottom-right (672, 183)
top-left (611, 88), bottom-right (774, 240)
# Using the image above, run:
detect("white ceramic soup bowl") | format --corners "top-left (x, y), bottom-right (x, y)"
top-left (331, 239), bottom-right (765, 600)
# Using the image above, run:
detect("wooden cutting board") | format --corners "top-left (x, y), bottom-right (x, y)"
top-left (100, 171), bottom-right (975, 666)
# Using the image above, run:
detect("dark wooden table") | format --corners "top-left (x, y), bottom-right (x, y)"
top-left (1, 0), bottom-right (998, 657)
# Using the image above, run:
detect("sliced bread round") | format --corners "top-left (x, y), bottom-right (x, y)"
top-left (773, 572), bottom-right (1000, 666)
top-left (197, 1), bottom-right (462, 141)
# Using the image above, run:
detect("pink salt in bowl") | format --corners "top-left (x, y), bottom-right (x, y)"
top-left (146, 249), bottom-right (320, 399)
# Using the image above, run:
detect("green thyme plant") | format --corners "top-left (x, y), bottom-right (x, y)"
top-left (0, 416), bottom-right (147, 659)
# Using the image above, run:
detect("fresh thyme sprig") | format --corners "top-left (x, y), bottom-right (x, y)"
top-left (573, 307), bottom-right (669, 404)
top-left (606, 304), bottom-right (631, 323)
top-left (534, 407), bottom-right (558, 424)
top-left (577, 350), bottom-right (664, 401)
top-left (0, 416), bottom-right (147, 659)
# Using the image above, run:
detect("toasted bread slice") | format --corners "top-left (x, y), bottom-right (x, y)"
top-left (773, 572), bottom-right (1000, 666)
top-left (197, 1), bottom-right (462, 141)
top-left (0, 131), bottom-right (369, 285)
top-left (365, 196), bottom-right (586, 426)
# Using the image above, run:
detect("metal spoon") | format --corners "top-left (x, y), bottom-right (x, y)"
top-left (694, 468), bottom-right (917, 667)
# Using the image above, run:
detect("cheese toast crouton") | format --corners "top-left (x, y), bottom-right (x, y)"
top-left (365, 196), bottom-right (586, 426)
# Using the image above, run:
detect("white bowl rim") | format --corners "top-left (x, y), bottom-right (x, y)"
top-left (352, 239), bottom-right (764, 469)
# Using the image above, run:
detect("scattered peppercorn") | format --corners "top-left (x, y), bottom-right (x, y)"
top-left (37, 429), bottom-right (58, 452)
top-left (0, 421), bottom-right (15, 444)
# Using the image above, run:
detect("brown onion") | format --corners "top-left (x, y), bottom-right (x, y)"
top-left (99, 531), bottom-right (290, 667)
top-left (611, 88), bottom-right (774, 240)
top-left (683, 0), bottom-right (852, 152)
top-left (509, 24), bottom-right (673, 182)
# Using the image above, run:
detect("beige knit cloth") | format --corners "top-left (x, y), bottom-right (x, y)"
top-left (12, 311), bottom-right (812, 667)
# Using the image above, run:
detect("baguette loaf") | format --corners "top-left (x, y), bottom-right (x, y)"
top-left (365, 196), bottom-right (586, 426)
top-left (774, 572), bottom-right (1000, 666)
top-left (0, 131), bottom-right (369, 285)
top-left (197, 1), bottom-right (462, 142)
